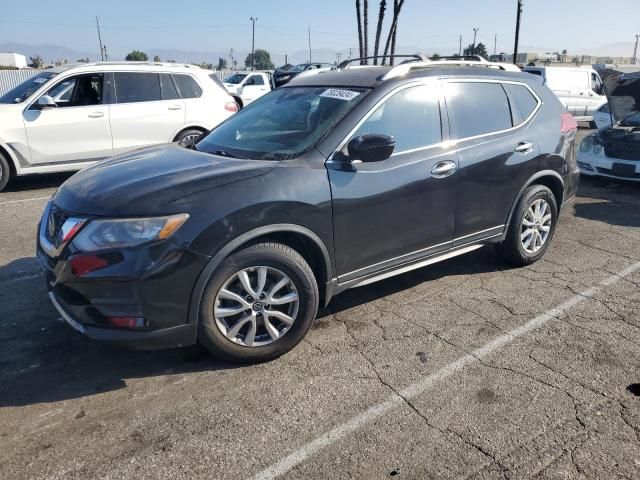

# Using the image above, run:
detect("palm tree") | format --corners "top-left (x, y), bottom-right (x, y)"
top-left (381, 0), bottom-right (405, 65)
top-left (356, 0), bottom-right (364, 63)
top-left (373, 1), bottom-right (387, 65)
top-left (363, 0), bottom-right (369, 63)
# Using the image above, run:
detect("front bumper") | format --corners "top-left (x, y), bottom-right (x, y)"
top-left (576, 150), bottom-right (640, 181)
top-left (37, 206), bottom-right (210, 350)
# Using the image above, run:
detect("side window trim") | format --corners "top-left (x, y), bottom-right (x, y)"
top-left (444, 79), bottom-right (542, 143)
top-left (330, 79), bottom-right (449, 160)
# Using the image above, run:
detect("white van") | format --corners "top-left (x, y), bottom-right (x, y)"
top-left (523, 66), bottom-right (606, 123)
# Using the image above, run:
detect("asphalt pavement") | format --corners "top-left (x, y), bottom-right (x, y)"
top-left (1, 128), bottom-right (639, 479)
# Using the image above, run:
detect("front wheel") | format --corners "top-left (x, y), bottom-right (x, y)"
top-left (498, 185), bottom-right (558, 267)
top-left (174, 129), bottom-right (204, 147)
top-left (0, 152), bottom-right (11, 192)
top-left (198, 242), bottom-right (319, 363)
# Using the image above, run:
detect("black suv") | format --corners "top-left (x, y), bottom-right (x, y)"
top-left (38, 60), bottom-right (579, 362)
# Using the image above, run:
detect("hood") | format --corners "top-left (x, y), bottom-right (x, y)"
top-left (604, 71), bottom-right (640, 123)
top-left (53, 144), bottom-right (275, 216)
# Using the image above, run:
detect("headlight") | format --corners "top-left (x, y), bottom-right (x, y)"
top-left (72, 214), bottom-right (189, 252)
top-left (593, 144), bottom-right (604, 156)
top-left (580, 136), bottom-right (594, 152)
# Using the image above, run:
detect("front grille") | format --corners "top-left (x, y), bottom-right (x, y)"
top-left (46, 204), bottom-right (70, 246)
top-left (604, 143), bottom-right (640, 161)
top-left (596, 167), bottom-right (640, 179)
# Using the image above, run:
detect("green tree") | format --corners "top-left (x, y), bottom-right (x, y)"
top-left (125, 50), bottom-right (148, 61)
top-left (29, 55), bottom-right (44, 68)
top-left (217, 57), bottom-right (228, 70)
top-left (153, 55), bottom-right (161, 62)
top-left (431, 53), bottom-right (441, 60)
top-left (463, 42), bottom-right (488, 59)
top-left (244, 49), bottom-right (275, 70)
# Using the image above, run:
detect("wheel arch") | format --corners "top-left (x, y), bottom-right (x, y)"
top-left (0, 142), bottom-right (19, 176)
top-left (188, 224), bottom-right (334, 329)
top-left (505, 170), bottom-right (565, 231)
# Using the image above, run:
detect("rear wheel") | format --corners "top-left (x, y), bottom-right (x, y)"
top-left (0, 152), bottom-right (11, 192)
top-left (498, 185), bottom-right (558, 266)
top-left (198, 242), bottom-right (319, 363)
top-left (174, 128), bottom-right (204, 147)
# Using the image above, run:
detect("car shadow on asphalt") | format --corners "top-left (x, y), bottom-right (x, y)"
top-left (317, 245), bottom-right (512, 321)
top-left (1, 247), bottom-right (513, 408)
top-left (2, 172), bottom-right (73, 193)
top-left (574, 176), bottom-right (640, 228)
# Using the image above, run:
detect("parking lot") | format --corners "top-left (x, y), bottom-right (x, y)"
top-left (1, 127), bottom-right (639, 479)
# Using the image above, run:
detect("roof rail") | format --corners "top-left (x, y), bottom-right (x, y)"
top-left (382, 58), bottom-right (520, 80)
top-left (430, 55), bottom-right (487, 62)
top-left (337, 54), bottom-right (429, 70)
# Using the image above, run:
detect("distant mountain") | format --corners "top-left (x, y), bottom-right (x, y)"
top-left (0, 42), bottom-right (97, 63)
top-left (575, 42), bottom-right (636, 58)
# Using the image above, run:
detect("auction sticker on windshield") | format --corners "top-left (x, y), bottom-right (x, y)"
top-left (320, 89), bottom-right (361, 101)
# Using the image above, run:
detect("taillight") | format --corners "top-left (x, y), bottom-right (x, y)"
top-left (225, 101), bottom-right (239, 113)
top-left (561, 112), bottom-right (578, 133)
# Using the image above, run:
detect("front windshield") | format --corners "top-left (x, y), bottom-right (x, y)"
top-left (288, 64), bottom-right (308, 73)
top-left (196, 86), bottom-right (369, 160)
top-left (225, 74), bottom-right (247, 85)
top-left (0, 72), bottom-right (58, 104)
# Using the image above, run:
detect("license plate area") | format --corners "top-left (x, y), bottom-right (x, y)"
top-left (611, 163), bottom-right (637, 177)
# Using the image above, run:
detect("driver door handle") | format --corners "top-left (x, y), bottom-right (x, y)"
top-left (514, 141), bottom-right (534, 153)
top-left (88, 112), bottom-right (104, 118)
top-left (168, 104), bottom-right (183, 110)
top-left (431, 160), bottom-right (457, 178)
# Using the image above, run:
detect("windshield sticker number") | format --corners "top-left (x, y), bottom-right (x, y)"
top-left (320, 89), bottom-right (360, 101)
top-left (32, 78), bottom-right (48, 84)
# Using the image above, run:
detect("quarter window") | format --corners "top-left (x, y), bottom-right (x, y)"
top-left (114, 73), bottom-right (162, 103)
top-left (446, 82), bottom-right (513, 139)
top-left (160, 73), bottom-right (179, 100)
top-left (350, 85), bottom-right (442, 154)
top-left (173, 74), bottom-right (203, 98)
top-left (504, 83), bottom-right (539, 124)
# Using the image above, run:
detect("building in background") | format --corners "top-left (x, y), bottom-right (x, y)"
top-left (0, 52), bottom-right (27, 69)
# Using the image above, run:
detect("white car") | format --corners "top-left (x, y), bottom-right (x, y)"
top-left (223, 72), bottom-right (272, 108)
top-left (0, 62), bottom-right (238, 191)
top-left (523, 66), bottom-right (607, 122)
top-left (577, 71), bottom-right (640, 181)
top-left (593, 102), bottom-right (613, 129)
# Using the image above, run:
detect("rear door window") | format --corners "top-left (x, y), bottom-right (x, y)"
top-left (351, 84), bottom-right (442, 153)
top-left (445, 82), bottom-right (513, 139)
top-left (504, 83), bottom-right (540, 124)
top-left (114, 72), bottom-right (162, 103)
top-left (173, 74), bottom-right (203, 98)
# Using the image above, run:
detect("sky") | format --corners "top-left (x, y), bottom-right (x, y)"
top-left (0, 0), bottom-right (638, 61)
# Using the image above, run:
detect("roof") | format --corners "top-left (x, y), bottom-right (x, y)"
top-left (290, 64), bottom-right (536, 89)
top-left (50, 61), bottom-right (204, 74)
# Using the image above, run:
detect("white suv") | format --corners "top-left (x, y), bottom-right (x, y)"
top-left (0, 62), bottom-right (238, 191)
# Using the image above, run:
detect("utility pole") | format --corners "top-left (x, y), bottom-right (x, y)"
top-left (285, 54), bottom-right (288, 65)
top-left (229, 49), bottom-right (234, 70)
top-left (349, 47), bottom-right (353, 59)
top-left (459, 35), bottom-right (462, 56)
top-left (513, 0), bottom-right (523, 65)
top-left (633, 34), bottom-right (639, 65)
top-left (308, 26), bottom-right (312, 63)
top-left (96, 16), bottom-right (104, 61)
top-left (336, 52), bottom-right (342, 64)
top-left (250, 17), bottom-right (257, 70)
top-left (494, 33), bottom-right (497, 57)
top-left (472, 27), bottom-right (479, 53)
top-left (102, 45), bottom-right (108, 61)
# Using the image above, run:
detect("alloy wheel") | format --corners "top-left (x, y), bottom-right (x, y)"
top-left (520, 198), bottom-right (552, 254)
top-left (213, 266), bottom-right (299, 347)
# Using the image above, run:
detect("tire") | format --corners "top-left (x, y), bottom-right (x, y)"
top-left (0, 152), bottom-right (11, 192)
top-left (233, 97), bottom-right (243, 110)
top-left (174, 128), bottom-right (204, 147)
top-left (198, 242), bottom-right (319, 363)
top-left (499, 184), bottom-right (558, 267)
top-left (588, 121), bottom-right (597, 130)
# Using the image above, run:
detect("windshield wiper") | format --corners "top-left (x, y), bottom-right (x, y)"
top-left (211, 149), bottom-right (246, 159)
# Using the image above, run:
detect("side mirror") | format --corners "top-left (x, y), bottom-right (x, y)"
top-left (348, 134), bottom-right (395, 162)
top-left (36, 95), bottom-right (57, 109)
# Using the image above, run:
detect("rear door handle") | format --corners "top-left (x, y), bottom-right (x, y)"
top-left (88, 112), bottom-right (104, 118)
top-left (515, 142), bottom-right (534, 153)
top-left (431, 160), bottom-right (457, 178)
top-left (168, 104), bottom-right (183, 110)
